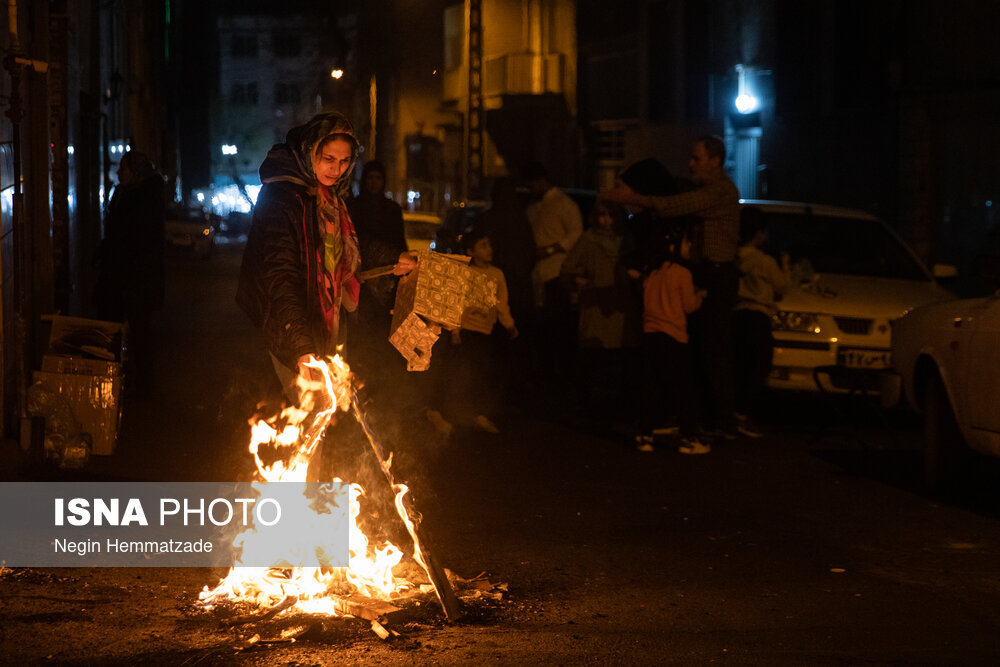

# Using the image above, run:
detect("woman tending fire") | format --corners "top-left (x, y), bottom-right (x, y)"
top-left (236, 111), bottom-right (415, 400)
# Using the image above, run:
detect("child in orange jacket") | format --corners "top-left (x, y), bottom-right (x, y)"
top-left (637, 226), bottom-right (709, 454)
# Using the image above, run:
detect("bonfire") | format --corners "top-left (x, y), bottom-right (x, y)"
top-left (198, 354), bottom-right (462, 624)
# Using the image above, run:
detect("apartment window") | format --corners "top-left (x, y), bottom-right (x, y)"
top-left (272, 33), bottom-right (302, 58)
top-left (275, 82), bottom-right (301, 105)
top-left (232, 34), bottom-right (258, 58)
top-left (231, 82), bottom-right (259, 106)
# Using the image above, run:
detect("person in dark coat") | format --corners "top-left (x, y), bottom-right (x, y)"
top-left (472, 176), bottom-right (538, 405)
top-left (345, 160), bottom-right (408, 376)
top-left (93, 150), bottom-right (165, 397)
top-left (474, 176), bottom-right (536, 328)
top-left (236, 112), bottom-right (415, 395)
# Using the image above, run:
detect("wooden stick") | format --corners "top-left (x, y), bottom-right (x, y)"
top-left (350, 392), bottom-right (464, 622)
top-left (357, 265), bottom-right (397, 282)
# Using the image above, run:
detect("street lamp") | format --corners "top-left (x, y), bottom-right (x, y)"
top-left (330, 69), bottom-right (343, 80)
top-left (734, 64), bottom-right (759, 114)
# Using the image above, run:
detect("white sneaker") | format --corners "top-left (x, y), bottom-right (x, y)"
top-left (426, 409), bottom-right (453, 437)
top-left (473, 415), bottom-right (500, 433)
top-left (678, 438), bottom-right (711, 455)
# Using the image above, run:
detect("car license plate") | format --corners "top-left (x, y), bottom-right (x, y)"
top-left (769, 367), bottom-right (790, 381)
top-left (837, 348), bottom-right (891, 369)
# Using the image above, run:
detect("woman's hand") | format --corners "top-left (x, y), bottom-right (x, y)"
top-left (393, 251), bottom-right (419, 275)
top-left (295, 354), bottom-right (325, 384)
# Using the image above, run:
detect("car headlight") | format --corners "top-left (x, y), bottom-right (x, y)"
top-left (772, 310), bottom-right (822, 333)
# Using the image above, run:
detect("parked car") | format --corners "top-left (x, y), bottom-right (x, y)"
top-left (744, 200), bottom-right (956, 392)
top-left (165, 208), bottom-right (215, 259)
top-left (888, 290), bottom-right (1000, 488)
top-left (402, 211), bottom-right (443, 252)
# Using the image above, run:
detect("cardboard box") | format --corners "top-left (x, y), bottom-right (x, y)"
top-left (34, 316), bottom-right (126, 456)
top-left (45, 315), bottom-right (125, 363)
top-left (394, 251), bottom-right (497, 329)
top-left (32, 370), bottom-right (122, 456)
top-left (41, 355), bottom-right (120, 377)
top-left (389, 251), bottom-right (498, 370)
top-left (388, 311), bottom-right (440, 371)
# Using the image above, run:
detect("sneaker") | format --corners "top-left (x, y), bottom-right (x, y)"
top-left (426, 409), bottom-right (453, 437)
top-left (473, 414), bottom-right (500, 434)
top-left (736, 420), bottom-right (764, 439)
top-left (635, 434), bottom-right (655, 452)
top-left (678, 438), bottom-right (711, 455)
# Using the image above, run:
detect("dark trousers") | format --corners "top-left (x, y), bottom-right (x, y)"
top-left (733, 308), bottom-right (774, 417)
top-left (431, 329), bottom-right (498, 419)
top-left (689, 261), bottom-right (739, 429)
top-left (639, 332), bottom-right (697, 436)
top-left (535, 278), bottom-right (577, 383)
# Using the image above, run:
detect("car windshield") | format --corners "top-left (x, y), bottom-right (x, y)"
top-left (761, 212), bottom-right (930, 281)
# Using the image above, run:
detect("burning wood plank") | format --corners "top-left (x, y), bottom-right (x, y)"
top-left (370, 619), bottom-right (391, 640)
top-left (351, 392), bottom-right (464, 622)
top-left (332, 594), bottom-right (401, 622)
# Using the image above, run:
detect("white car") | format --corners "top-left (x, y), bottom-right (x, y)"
top-left (745, 201), bottom-right (956, 392)
top-left (402, 211), bottom-right (442, 252)
top-left (889, 291), bottom-right (1000, 488)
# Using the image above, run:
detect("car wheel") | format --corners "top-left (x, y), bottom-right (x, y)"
top-left (922, 372), bottom-right (963, 491)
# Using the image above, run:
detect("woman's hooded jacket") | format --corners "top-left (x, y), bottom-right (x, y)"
top-left (236, 112), bottom-right (361, 369)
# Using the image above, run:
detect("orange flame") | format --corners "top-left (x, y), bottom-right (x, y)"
top-left (199, 354), bottom-right (418, 616)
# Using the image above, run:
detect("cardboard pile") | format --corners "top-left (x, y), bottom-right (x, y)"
top-left (389, 251), bottom-right (497, 371)
top-left (31, 316), bottom-right (125, 456)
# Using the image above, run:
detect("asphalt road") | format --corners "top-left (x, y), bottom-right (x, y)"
top-left (2, 242), bottom-right (999, 665)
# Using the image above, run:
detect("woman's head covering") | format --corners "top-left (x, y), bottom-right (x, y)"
top-left (260, 112), bottom-right (359, 196)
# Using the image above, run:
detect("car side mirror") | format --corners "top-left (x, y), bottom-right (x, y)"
top-left (932, 263), bottom-right (958, 279)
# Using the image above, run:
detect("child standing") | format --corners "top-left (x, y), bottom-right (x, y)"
top-left (431, 229), bottom-right (518, 434)
top-left (560, 202), bottom-right (639, 415)
top-left (732, 207), bottom-right (788, 437)
top-left (637, 226), bottom-right (709, 454)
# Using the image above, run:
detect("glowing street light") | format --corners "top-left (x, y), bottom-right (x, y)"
top-left (734, 64), bottom-right (759, 114)
top-left (735, 92), bottom-right (759, 114)
top-left (221, 144), bottom-right (238, 156)
top-left (330, 69), bottom-right (344, 79)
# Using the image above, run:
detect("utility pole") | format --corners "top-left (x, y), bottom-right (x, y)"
top-left (465, 0), bottom-right (483, 201)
